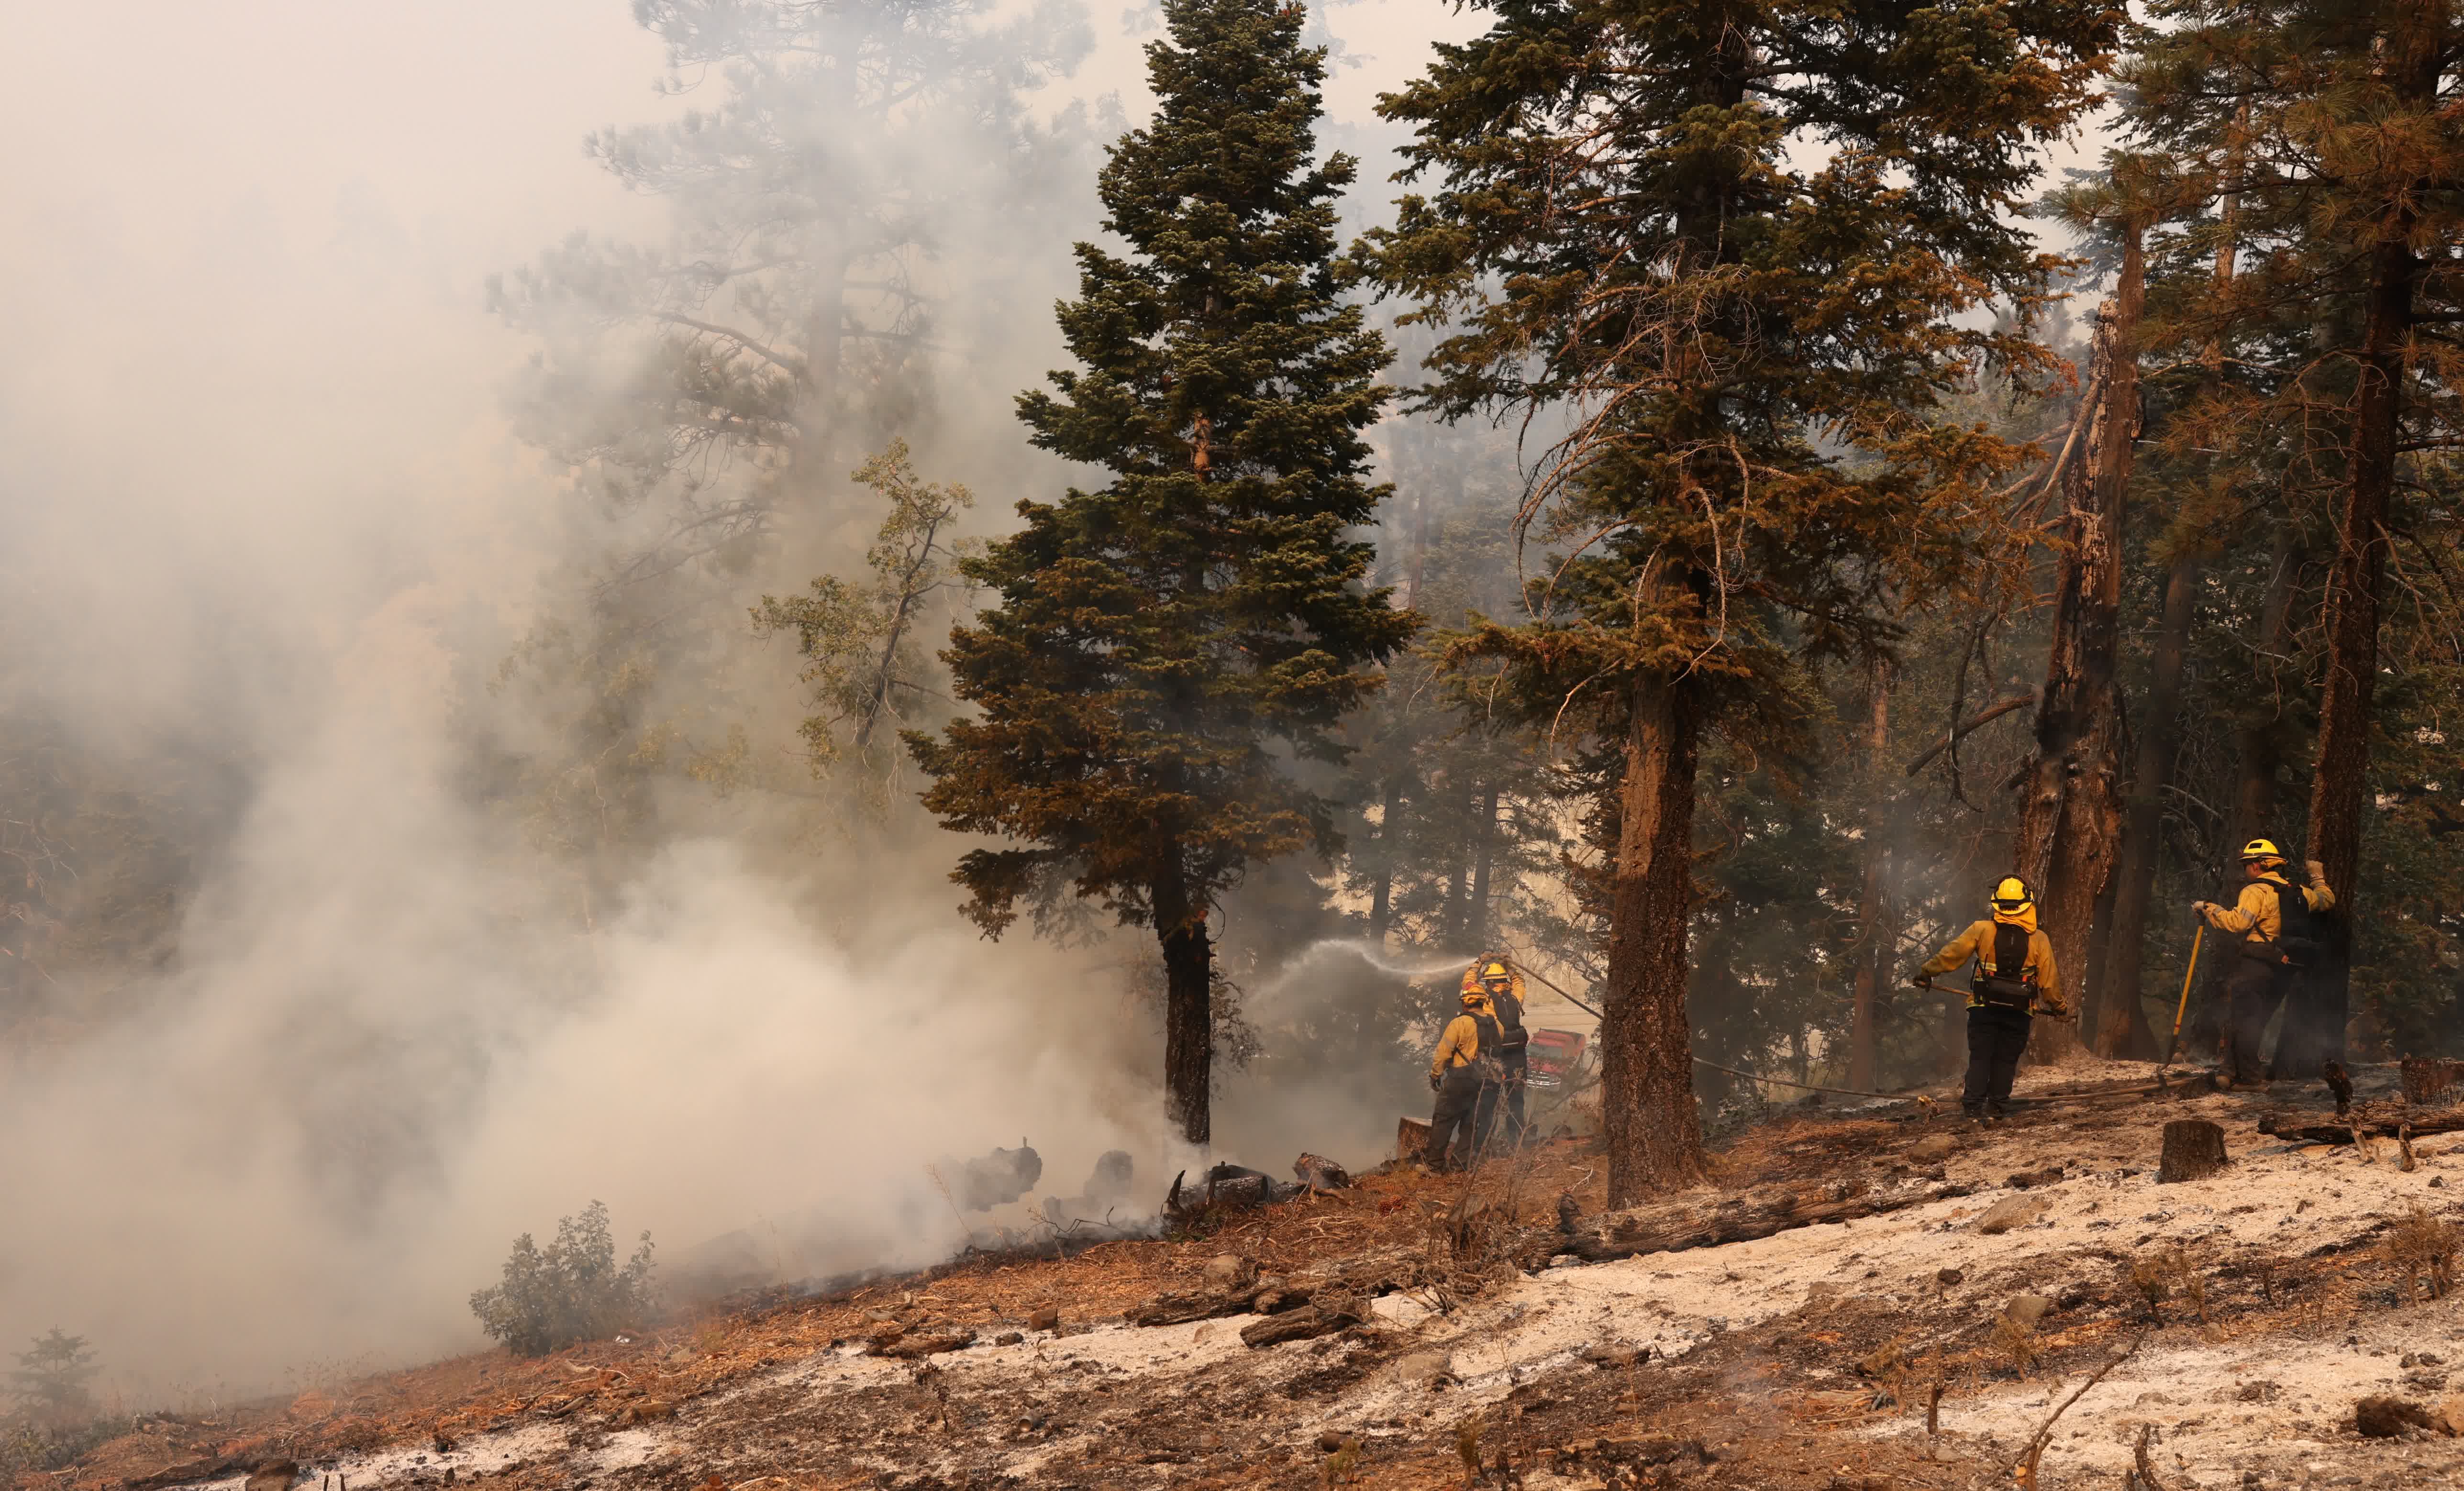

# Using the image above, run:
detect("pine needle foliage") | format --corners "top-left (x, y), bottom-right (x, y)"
top-left (908, 0), bottom-right (1416, 1144)
top-left (754, 440), bottom-right (977, 781)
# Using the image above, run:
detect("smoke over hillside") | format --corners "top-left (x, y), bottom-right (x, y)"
top-left (0, 0), bottom-right (1509, 1395)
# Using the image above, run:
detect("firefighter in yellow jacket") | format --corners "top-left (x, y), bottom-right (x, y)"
top-left (2193, 838), bottom-right (2337, 1086)
top-left (1912, 876), bottom-right (2067, 1120)
top-left (1464, 955), bottom-right (1530, 1149)
top-left (1424, 985), bottom-right (1501, 1172)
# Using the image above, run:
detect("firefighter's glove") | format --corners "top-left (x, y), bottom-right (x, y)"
top-left (2190, 901), bottom-right (2219, 923)
top-left (1428, 1071), bottom-right (1443, 1093)
top-left (1910, 972), bottom-right (1933, 991)
top-left (2306, 859), bottom-right (2330, 888)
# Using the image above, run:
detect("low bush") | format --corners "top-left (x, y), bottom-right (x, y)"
top-left (469, 1201), bottom-right (656, 1357)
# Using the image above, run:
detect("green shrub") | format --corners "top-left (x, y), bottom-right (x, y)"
top-left (468, 1201), bottom-right (656, 1357)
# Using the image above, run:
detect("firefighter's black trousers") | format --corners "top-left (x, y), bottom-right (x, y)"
top-left (2224, 954), bottom-right (2294, 1083)
top-left (1426, 1066), bottom-right (1484, 1171)
top-left (1963, 1005), bottom-right (2032, 1114)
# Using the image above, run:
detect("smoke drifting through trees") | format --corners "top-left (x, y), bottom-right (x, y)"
top-left (10, 0), bottom-right (2464, 1405)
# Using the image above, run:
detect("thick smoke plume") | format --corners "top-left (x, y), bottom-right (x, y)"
top-left (0, 0), bottom-right (1495, 1400)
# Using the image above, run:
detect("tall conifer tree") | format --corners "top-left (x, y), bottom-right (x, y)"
top-left (909, 0), bottom-right (1413, 1146)
top-left (2102, 0), bottom-right (2464, 1070)
top-left (1366, 0), bottom-right (2114, 1200)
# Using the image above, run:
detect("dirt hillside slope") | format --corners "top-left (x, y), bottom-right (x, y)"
top-left (61, 1061), bottom-right (2464, 1491)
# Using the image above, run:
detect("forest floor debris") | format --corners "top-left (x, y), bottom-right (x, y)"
top-left (55, 1058), bottom-right (2464, 1491)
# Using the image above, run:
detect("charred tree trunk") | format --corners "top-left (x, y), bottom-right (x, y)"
top-left (1468, 781), bottom-right (1500, 948)
top-left (1155, 877), bottom-right (1214, 1148)
top-left (2082, 870), bottom-right (2123, 1050)
top-left (2018, 293), bottom-right (2137, 1063)
top-left (2298, 18), bottom-right (2433, 1072)
top-left (1848, 661), bottom-right (1894, 1091)
top-left (1603, 666), bottom-right (1709, 1204)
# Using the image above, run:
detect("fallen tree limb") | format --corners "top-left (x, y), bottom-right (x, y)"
top-left (2257, 1105), bottom-right (2464, 1144)
top-left (1556, 1177), bottom-right (1979, 1264)
top-left (2014, 1332), bottom-right (2144, 1489)
top-left (126, 1458), bottom-right (250, 1490)
top-left (867, 1327), bottom-right (977, 1359)
top-left (1128, 1282), bottom-right (1310, 1326)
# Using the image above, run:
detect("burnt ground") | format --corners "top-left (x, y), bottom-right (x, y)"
top-left (48, 1060), bottom-right (2464, 1491)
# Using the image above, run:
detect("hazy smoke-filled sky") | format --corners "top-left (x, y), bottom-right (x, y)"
top-left (0, 0), bottom-right (1490, 1399)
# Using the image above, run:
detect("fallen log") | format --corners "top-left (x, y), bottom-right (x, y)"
top-left (2257, 1105), bottom-right (2464, 1144)
top-left (1239, 1293), bottom-right (1365, 1348)
top-left (1129, 1290), bottom-right (1255, 1326)
top-left (868, 1327), bottom-right (977, 1359)
top-left (1557, 1176), bottom-right (1979, 1264)
top-left (127, 1458), bottom-right (251, 1491)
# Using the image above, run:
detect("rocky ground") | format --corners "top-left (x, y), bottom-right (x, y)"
top-left (56, 1060), bottom-right (2464, 1491)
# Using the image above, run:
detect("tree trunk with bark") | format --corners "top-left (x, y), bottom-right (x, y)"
top-left (2017, 293), bottom-right (2137, 1062)
top-left (1848, 662), bottom-right (1894, 1091)
top-left (1156, 880), bottom-right (1214, 1148)
top-left (2297, 15), bottom-right (2434, 1071)
top-left (1602, 667), bottom-right (1709, 1205)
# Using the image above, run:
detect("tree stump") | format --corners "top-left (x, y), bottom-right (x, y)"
top-left (1396, 1115), bottom-right (1432, 1162)
top-left (2402, 1057), bottom-right (2464, 1106)
top-left (2157, 1119), bottom-right (2229, 1183)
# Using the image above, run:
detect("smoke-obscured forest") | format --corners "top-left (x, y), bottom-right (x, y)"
top-left (5, 0), bottom-right (2464, 1410)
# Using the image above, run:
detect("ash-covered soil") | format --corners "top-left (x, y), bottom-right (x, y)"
top-left (77, 1060), bottom-right (2464, 1491)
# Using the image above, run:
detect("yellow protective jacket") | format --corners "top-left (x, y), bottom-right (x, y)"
top-left (1918, 904), bottom-right (2065, 1016)
top-left (1460, 961), bottom-right (1527, 1004)
top-left (2202, 871), bottom-right (2335, 945)
top-left (1431, 1008), bottom-right (1485, 1075)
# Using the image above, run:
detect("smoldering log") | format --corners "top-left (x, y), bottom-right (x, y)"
top-left (1556, 1176), bottom-right (1979, 1263)
top-left (2258, 1105), bottom-right (2464, 1143)
top-left (1294, 1152), bottom-right (1351, 1191)
top-left (944, 1141), bottom-right (1043, 1211)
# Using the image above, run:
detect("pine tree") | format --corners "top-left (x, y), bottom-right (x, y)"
top-left (908, 0), bottom-right (1414, 1145)
top-left (1367, 0), bottom-right (2115, 1201)
top-left (2098, 0), bottom-right (2464, 1069)
top-left (753, 440), bottom-right (976, 793)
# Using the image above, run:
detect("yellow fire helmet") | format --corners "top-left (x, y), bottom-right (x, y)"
top-left (1479, 958), bottom-right (1512, 985)
top-left (1990, 875), bottom-right (2033, 913)
top-left (2240, 837), bottom-right (2285, 863)
top-left (1461, 987), bottom-right (1489, 1006)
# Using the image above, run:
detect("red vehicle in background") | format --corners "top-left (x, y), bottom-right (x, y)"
top-left (1525, 1028), bottom-right (1590, 1089)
